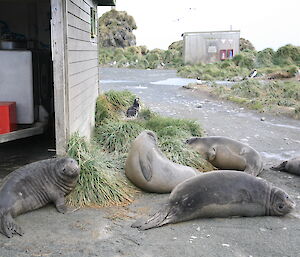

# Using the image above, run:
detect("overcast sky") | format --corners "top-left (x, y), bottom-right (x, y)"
top-left (98, 0), bottom-right (300, 51)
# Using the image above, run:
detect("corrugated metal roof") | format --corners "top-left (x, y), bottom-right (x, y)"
top-left (97, 0), bottom-right (116, 6)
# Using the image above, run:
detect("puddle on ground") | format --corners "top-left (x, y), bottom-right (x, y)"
top-left (151, 78), bottom-right (196, 86)
top-left (264, 121), bottom-right (300, 131)
top-left (99, 80), bottom-right (134, 83)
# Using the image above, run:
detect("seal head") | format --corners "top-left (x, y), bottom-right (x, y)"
top-left (268, 187), bottom-right (296, 216)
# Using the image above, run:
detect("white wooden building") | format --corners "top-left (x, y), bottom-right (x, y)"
top-left (0, 0), bottom-right (115, 155)
top-left (183, 30), bottom-right (240, 65)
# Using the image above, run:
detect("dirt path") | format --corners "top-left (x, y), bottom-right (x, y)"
top-left (0, 68), bottom-right (299, 257)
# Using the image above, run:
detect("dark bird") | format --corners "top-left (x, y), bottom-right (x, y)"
top-left (126, 98), bottom-right (140, 118)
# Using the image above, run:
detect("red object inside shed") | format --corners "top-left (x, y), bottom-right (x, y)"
top-left (0, 102), bottom-right (17, 134)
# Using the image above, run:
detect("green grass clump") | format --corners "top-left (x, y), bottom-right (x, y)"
top-left (142, 116), bottom-right (203, 137)
top-left (177, 61), bottom-right (249, 80)
top-left (99, 40), bottom-right (184, 69)
top-left (104, 90), bottom-right (136, 111)
top-left (95, 121), bottom-right (144, 153)
top-left (67, 134), bottom-right (136, 207)
top-left (95, 90), bottom-right (136, 125)
top-left (212, 80), bottom-right (300, 117)
top-left (158, 137), bottom-right (215, 172)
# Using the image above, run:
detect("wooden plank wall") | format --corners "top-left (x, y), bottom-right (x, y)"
top-left (66, 0), bottom-right (99, 139)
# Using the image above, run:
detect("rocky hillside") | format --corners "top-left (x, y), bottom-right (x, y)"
top-left (98, 9), bottom-right (137, 48)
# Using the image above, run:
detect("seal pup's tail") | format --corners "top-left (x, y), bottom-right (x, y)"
top-left (131, 204), bottom-right (176, 230)
top-left (270, 161), bottom-right (287, 172)
top-left (0, 211), bottom-right (24, 238)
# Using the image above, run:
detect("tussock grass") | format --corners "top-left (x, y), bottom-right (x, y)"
top-left (68, 90), bottom-right (212, 207)
top-left (67, 134), bottom-right (136, 207)
top-left (95, 90), bottom-right (136, 125)
top-left (99, 41), bottom-right (184, 69)
top-left (142, 116), bottom-right (203, 137)
top-left (95, 121), bottom-right (144, 153)
top-left (213, 80), bottom-right (300, 118)
top-left (159, 137), bottom-right (215, 172)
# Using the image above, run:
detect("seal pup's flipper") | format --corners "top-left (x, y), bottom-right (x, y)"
top-left (139, 152), bottom-right (153, 181)
top-left (131, 204), bottom-right (176, 230)
top-left (271, 161), bottom-right (287, 172)
top-left (53, 195), bottom-right (68, 214)
top-left (0, 212), bottom-right (24, 238)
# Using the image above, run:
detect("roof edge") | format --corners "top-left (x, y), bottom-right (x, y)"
top-left (183, 30), bottom-right (240, 36)
top-left (97, 0), bottom-right (116, 6)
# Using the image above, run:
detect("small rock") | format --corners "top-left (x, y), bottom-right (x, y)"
top-left (173, 237), bottom-right (177, 240)
top-left (190, 236), bottom-right (197, 239)
top-left (259, 228), bottom-right (266, 232)
top-left (283, 227), bottom-right (287, 230)
top-left (284, 138), bottom-right (289, 141)
top-left (196, 104), bottom-right (203, 108)
top-left (196, 227), bottom-right (201, 231)
top-left (206, 234), bottom-right (210, 238)
top-left (288, 176), bottom-right (292, 179)
top-left (261, 117), bottom-right (266, 121)
top-left (296, 196), bottom-right (300, 199)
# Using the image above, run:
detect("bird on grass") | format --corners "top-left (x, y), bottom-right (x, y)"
top-left (248, 69), bottom-right (257, 78)
top-left (126, 98), bottom-right (141, 118)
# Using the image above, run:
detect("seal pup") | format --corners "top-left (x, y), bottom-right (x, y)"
top-left (186, 136), bottom-right (263, 176)
top-left (271, 156), bottom-right (300, 176)
top-left (0, 157), bottom-right (80, 238)
top-left (132, 170), bottom-right (295, 230)
top-left (125, 130), bottom-right (199, 193)
top-left (126, 98), bottom-right (141, 118)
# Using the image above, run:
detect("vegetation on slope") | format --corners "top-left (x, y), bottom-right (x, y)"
top-left (98, 9), bottom-right (137, 48)
top-left (211, 80), bottom-right (300, 119)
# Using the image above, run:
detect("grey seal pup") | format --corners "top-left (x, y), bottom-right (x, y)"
top-left (0, 157), bottom-right (80, 238)
top-left (186, 136), bottom-right (263, 176)
top-left (132, 170), bottom-right (295, 230)
top-left (271, 156), bottom-right (300, 175)
top-left (125, 130), bottom-right (199, 193)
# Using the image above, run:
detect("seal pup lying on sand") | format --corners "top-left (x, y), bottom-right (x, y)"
top-left (271, 156), bottom-right (300, 175)
top-left (132, 170), bottom-right (295, 230)
top-left (125, 130), bottom-right (199, 193)
top-left (0, 157), bottom-right (80, 238)
top-left (186, 136), bottom-right (263, 176)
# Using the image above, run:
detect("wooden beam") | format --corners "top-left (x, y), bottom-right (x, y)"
top-left (0, 123), bottom-right (45, 144)
top-left (50, 0), bottom-right (69, 156)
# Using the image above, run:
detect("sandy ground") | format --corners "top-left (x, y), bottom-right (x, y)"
top-left (0, 68), bottom-right (299, 257)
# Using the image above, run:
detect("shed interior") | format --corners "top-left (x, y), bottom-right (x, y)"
top-left (0, 0), bottom-right (55, 177)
